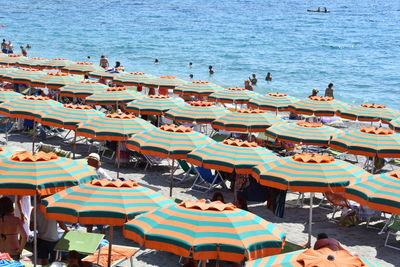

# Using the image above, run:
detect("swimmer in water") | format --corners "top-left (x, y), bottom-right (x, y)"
top-left (249, 74), bottom-right (257, 85)
top-left (189, 62), bottom-right (193, 68)
top-left (154, 58), bottom-right (159, 64)
top-left (189, 74), bottom-right (193, 79)
top-left (265, 72), bottom-right (272, 81)
top-left (209, 65), bottom-right (214, 74)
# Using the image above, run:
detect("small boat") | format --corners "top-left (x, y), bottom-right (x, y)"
top-left (307, 9), bottom-right (330, 13)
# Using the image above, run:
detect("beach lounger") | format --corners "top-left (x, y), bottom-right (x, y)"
top-left (326, 148), bottom-right (358, 163)
top-left (173, 159), bottom-right (196, 183)
top-left (0, 116), bottom-right (15, 145)
top-left (143, 154), bottom-right (163, 170)
top-left (324, 191), bottom-right (352, 221)
top-left (36, 142), bottom-right (72, 158)
top-left (190, 167), bottom-right (226, 192)
top-left (82, 245), bottom-right (139, 267)
top-left (384, 215), bottom-right (400, 250)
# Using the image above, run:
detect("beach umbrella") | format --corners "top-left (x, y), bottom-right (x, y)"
top-left (0, 88), bottom-right (22, 103)
top-left (245, 248), bottom-right (380, 267)
top-left (30, 71), bottom-right (80, 89)
top-left (0, 146), bottom-right (11, 158)
top-left (345, 170), bottom-right (400, 215)
top-left (2, 68), bottom-right (45, 85)
top-left (173, 80), bottom-right (223, 98)
top-left (42, 178), bottom-right (174, 267)
top-left (208, 87), bottom-right (259, 105)
top-left (61, 62), bottom-right (103, 75)
top-left (248, 92), bottom-right (298, 112)
top-left (211, 109), bottom-right (283, 133)
top-left (265, 121), bottom-right (342, 146)
top-left (57, 80), bottom-right (108, 98)
top-left (85, 87), bottom-right (143, 106)
top-left (0, 95), bottom-right (62, 152)
top-left (338, 104), bottom-right (400, 124)
top-left (389, 117), bottom-right (400, 133)
top-left (165, 101), bottom-right (228, 124)
top-left (0, 54), bottom-right (24, 65)
top-left (188, 138), bottom-right (278, 174)
top-left (252, 153), bottom-right (369, 245)
top-left (330, 127), bottom-right (400, 158)
top-left (16, 57), bottom-right (47, 69)
top-left (38, 58), bottom-right (74, 69)
top-left (144, 75), bottom-right (185, 95)
top-left (113, 72), bottom-right (154, 86)
top-left (77, 112), bottom-right (155, 177)
top-left (0, 65), bottom-right (15, 80)
top-left (126, 94), bottom-right (184, 115)
top-left (0, 150), bottom-right (98, 266)
top-left (123, 199), bottom-right (286, 262)
top-left (126, 124), bottom-right (214, 196)
top-left (289, 96), bottom-right (347, 116)
top-left (88, 69), bottom-right (119, 80)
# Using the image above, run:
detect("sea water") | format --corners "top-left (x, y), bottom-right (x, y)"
top-left (1, 0), bottom-right (399, 108)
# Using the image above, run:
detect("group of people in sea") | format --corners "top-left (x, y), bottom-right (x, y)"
top-left (1, 39), bottom-right (30, 56)
top-left (310, 83), bottom-right (334, 98)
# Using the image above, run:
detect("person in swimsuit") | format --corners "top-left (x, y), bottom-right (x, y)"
top-left (0, 196), bottom-right (28, 260)
top-left (7, 41), bottom-right (13, 54)
top-left (244, 79), bottom-right (253, 91)
top-left (20, 46), bottom-right (27, 57)
top-left (99, 55), bottom-right (109, 69)
top-left (208, 65), bottom-right (214, 74)
top-left (324, 83), bottom-right (334, 98)
top-left (249, 74), bottom-right (257, 85)
top-left (1, 39), bottom-right (7, 53)
top-left (265, 72), bottom-right (272, 81)
top-left (314, 233), bottom-right (345, 251)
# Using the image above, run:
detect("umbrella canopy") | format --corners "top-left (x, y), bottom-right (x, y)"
top-left (39, 58), bottom-right (74, 69)
top-left (265, 121), bottom-right (342, 146)
top-left (126, 94), bottom-right (184, 115)
top-left (0, 65), bottom-right (15, 80)
top-left (61, 62), bottom-right (103, 75)
top-left (248, 92), bottom-right (298, 112)
top-left (0, 54), bottom-right (24, 65)
top-left (113, 72), bottom-right (154, 86)
top-left (144, 75), bottom-right (185, 89)
top-left (30, 72), bottom-right (80, 89)
top-left (123, 199), bottom-right (285, 262)
top-left (0, 146), bottom-right (11, 158)
top-left (39, 103), bottom-right (103, 130)
top-left (0, 95), bottom-right (61, 120)
top-left (86, 87), bottom-right (143, 106)
top-left (16, 57), bottom-right (47, 69)
top-left (77, 112), bottom-right (154, 141)
top-left (338, 104), bottom-right (400, 124)
top-left (389, 117), bottom-right (400, 133)
top-left (0, 151), bottom-right (97, 195)
top-left (208, 87), bottom-right (259, 104)
top-left (42, 179), bottom-right (175, 225)
top-left (0, 88), bottom-right (22, 103)
top-left (2, 68), bottom-right (45, 85)
top-left (187, 139), bottom-right (278, 174)
top-left (330, 127), bottom-right (400, 158)
top-left (345, 170), bottom-right (400, 214)
top-left (252, 153), bottom-right (369, 192)
top-left (245, 248), bottom-right (378, 267)
top-left (173, 80), bottom-right (223, 97)
top-left (164, 101), bottom-right (228, 124)
top-left (88, 69), bottom-right (119, 80)
top-left (289, 96), bottom-right (347, 116)
top-left (57, 80), bottom-right (108, 98)
top-left (211, 109), bottom-right (283, 132)
top-left (127, 124), bottom-right (213, 159)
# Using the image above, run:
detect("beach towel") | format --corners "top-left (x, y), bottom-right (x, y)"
top-left (83, 245), bottom-right (138, 267)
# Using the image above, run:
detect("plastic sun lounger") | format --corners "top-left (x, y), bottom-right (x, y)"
top-left (173, 159), bottom-right (197, 183)
top-left (82, 245), bottom-right (139, 267)
top-left (384, 215), bottom-right (400, 250)
top-left (190, 166), bottom-right (226, 192)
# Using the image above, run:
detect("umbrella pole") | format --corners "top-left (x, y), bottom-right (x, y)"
top-left (32, 120), bottom-right (37, 154)
top-left (107, 225), bottom-right (113, 267)
top-left (33, 194), bottom-right (37, 267)
top-left (169, 159), bottom-right (175, 197)
top-left (72, 130), bottom-right (77, 159)
top-left (117, 141), bottom-right (121, 179)
top-left (306, 192), bottom-right (314, 248)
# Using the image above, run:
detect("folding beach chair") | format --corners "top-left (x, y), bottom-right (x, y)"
top-left (324, 191), bottom-right (352, 221)
top-left (190, 166), bottom-right (226, 192)
top-left (384, 215), bottom-right (400, 250)
top-left (326, 147), bottom-right (359, 163)
top-left (173, 159), bottom-right (196, 182)
top-left (0, 116), bottom-right (15, 145)
top-left (143, 154), bottom-right (163, 170)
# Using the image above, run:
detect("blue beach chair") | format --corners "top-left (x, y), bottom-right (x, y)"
top-left (190, 166), bottom-right (226, 192)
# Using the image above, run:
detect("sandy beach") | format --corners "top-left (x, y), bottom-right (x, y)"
top-left (0, 119), bottom-right (397, 267)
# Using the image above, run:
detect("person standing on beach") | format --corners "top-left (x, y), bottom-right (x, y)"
top-left (20, 46), bottom-right (27, 57)
top-left (249, 74), bottom-right (257, 85)
top-left (265, 72), bottom-right (272, 81)
top-left (209, 65), bottom-right (214, 74)
top-left (99, 55), bottom-right (109, 69)
top-left (1, 39), bottom-right (7, 53)
top-left (0, 196), bottom-right (28, 260)
top-left (324, 83), bottom-right (334, 98)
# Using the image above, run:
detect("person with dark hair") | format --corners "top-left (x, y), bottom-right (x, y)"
top-left (325, 83), bottom-right (334, 98)
top-left (99, 55), bottom-right (109, 69)
top-left (0, 196), bottom-right (28, 260)
top-left (208, 65), bottom-right (214, 74)
top-left (314, 233), bottom-right (345, 251)
top-left (249, 74), bottom-right (257, 85)
top-left (235, 196), bottom-right (249, 211)
top-left (154, 58), bottom-right (159, 64)
top-left (211, 191), bottom-right (225, 203)
top-left (67, 250), bottom-right (82, 267)
top-left (189, 74), bottom-right (193, 79)
top-left (20, 46), bottom-right (27, 57)
top-left (309, 88), bottom-right (319, 97)
top-left (1, 39), bottom-right (7, 53)
top-left (265, 72), bottom-right (272, 81)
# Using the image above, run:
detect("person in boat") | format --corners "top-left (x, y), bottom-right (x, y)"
top-left (324, 83), bottom-right (334, 98)
top-left (0, 196), bottom-right (28, 260)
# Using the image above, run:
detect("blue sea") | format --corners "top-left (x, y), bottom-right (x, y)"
top-left (1, 0), bottom-right (399, 108)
